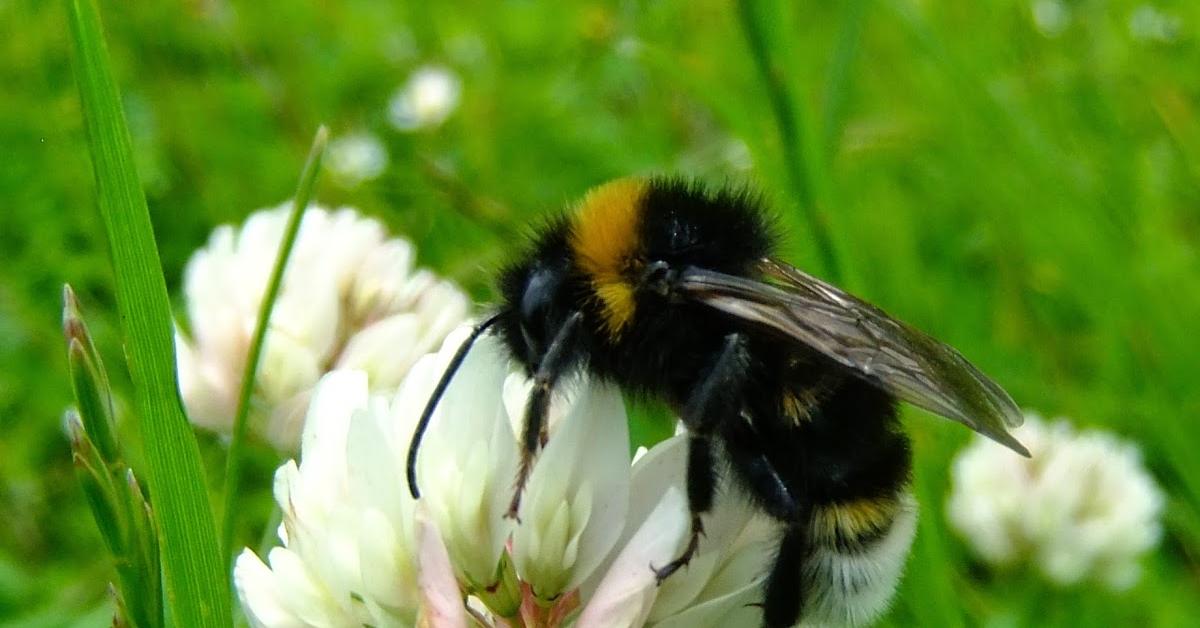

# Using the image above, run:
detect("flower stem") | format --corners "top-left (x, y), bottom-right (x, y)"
top-left (220, 127), bottom-right (328, 569)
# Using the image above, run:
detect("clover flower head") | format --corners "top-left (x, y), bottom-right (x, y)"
top-left (175, 203), bottom-right (468, 451)
top-left (236, 324), bottom-right (775, 627)
top-left (234, 370), bottom-right (420, 626)
top-left (947, 413), bottom-right (1165, 590)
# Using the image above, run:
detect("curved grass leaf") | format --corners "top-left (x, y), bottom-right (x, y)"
top-left (221, 126), bottom-right (328, 567)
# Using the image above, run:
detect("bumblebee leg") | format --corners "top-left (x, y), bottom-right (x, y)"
top-left (762, 523), bottom-right (809, 628)
top-left (507, 311), bottom-right (583, 520)
top-left (652, 435), bottom-right (714, 583)
top-left (722, 418), bottom-right (800, 521)
top-left (653, 334), bottom-right (748, 583)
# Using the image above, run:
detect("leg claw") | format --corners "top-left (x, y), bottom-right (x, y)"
top-left (652, 560), bottom-right (686, 586)
top-left (504, 493), bottom-right (523, 523)
top-left (650, 515), bottom-right (705, 586)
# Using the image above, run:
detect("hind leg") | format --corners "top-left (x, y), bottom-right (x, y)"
top-left (720, 417), bottom-right (806, 626)
top-left (762, 523), bottom-right (808, 628)
top-left (721, 415), bottom-right (800, 522)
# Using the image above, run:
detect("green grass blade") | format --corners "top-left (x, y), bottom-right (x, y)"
top-left (65, 0), bottom-right (231, 625)
top-left (735, 0), bottom-right (843, 283)
top-left (220, 126), bottom-right (328, 568)
top-left (821, 0), bottom-right (870, 160)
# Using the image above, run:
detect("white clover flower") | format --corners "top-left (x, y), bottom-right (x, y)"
top-left (510, 380), bottom-right (631, 602)
top-left (412, 328), bottom-right (517, 592)
top-left (176, 203), bottom-right (469, 451)
top-left (236, 325), bottom-right (775, 627)
top-left (326, 133), bottom-right (389, 187)
top-left (947, 413), bottom-right (1165, 590)
top-left (388, 65), bottom-right (462, 131)
top-left (234, 370), bottom-right (420, 626)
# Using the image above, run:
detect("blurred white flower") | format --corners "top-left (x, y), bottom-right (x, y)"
top-left (722, 140), bottom-right (753, 172)
top-left (1031, 0), bottom-right (1070, 38)
top-left (326, 133), bottom-right (389, 187)
top-left (175, 203), bottom-right (469, 451)
top-left (947, 413), bottom-right (1165, 590)
top-left (237, 325), bottom-right (775, 627)
top-left (1129, 5), bottom-right (1180, 44)
top-left (388, 65), bottom-right (462, 131)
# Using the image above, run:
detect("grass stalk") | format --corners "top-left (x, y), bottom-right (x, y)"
top-left (821, 0), bottom-right (871, 160)
top-left (220, 127), bottom-right (329, 568)
top-left (735, 0), bottom-right (843, 283)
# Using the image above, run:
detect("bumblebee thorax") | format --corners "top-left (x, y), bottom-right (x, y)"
top-left (569, 178), bottom-right (648, 339)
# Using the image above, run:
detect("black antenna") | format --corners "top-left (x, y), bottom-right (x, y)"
top-left (406, 313), bottom-right (503, 499)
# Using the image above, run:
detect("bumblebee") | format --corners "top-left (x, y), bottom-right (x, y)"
top-left (407, 177), bottom-right (1028, 627)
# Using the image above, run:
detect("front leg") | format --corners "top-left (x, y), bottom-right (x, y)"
top-left (507, 311), bottom-right (583, 520)
top-left (653, 333), bottom-right (749, 583)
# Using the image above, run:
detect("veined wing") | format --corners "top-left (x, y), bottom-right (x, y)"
top-left (678, 258), bottom-right (1029, 456)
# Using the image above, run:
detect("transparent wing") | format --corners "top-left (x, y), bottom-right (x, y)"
top-left (678, 258), bottom-right (1029, 456)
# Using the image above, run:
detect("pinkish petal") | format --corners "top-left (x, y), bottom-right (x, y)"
top-left (415, 505), bottom-right (468, 628)
top-left (575, 488), bottom-right (689, 628)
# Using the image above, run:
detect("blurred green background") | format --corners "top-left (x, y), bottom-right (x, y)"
top-left (3, 0), bottom-right (1199, 625)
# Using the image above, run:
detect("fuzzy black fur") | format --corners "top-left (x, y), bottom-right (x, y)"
top-left (490, 177), bottom-right (911, 628)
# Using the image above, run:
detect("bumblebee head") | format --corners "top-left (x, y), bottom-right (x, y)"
top-left (496, 216), bottom-right (577, 373)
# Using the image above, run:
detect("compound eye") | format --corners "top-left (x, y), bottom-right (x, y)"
top-left (518, 266), bottom-right (562, 362)
top-left (520, 267), bottom-right (560, 325)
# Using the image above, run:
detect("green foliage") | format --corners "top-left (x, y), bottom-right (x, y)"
top-left (2, 0), bottom-right (1199, 625)
top-left (62, 0), bottom-right (229, 625)
top-left (64, 287), bottom-right (162, 628)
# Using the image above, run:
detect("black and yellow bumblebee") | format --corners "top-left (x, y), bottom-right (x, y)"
top-left (407, 177), bottom-right (1029, 627)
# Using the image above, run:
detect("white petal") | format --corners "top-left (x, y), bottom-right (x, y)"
top-left (174, 328), bottom-right (237, 431)
top-left (592, 433), bottom-right (756, 620)
top-left (357, 507), bottom-right (419, 612)
top-left (234, 548), bottom-right (303, 628)
top-left (265, 392), bottom-right (315, 453)
top-left (415, 332), bottom-right (516, 587)
top-left (512, 382), bottom-right (630, 597)
top-left (415, 506), bottom-right (468, 628)
top-left (300, 371), bottom-right (369, 470)
top-left (338, 315), bottom-right (423, 387)
top-left (576, 488), bottom-right (689, 628)
top-left (266, 546), bottom-right (343, 625)
top-left (346, 396), bottom-right (410, 524)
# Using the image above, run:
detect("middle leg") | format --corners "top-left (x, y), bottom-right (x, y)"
top-left (653, 333), bottom-right (758, 582)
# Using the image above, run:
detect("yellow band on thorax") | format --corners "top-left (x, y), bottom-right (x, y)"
top-left (570, 178), bottom-right (647, 338)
